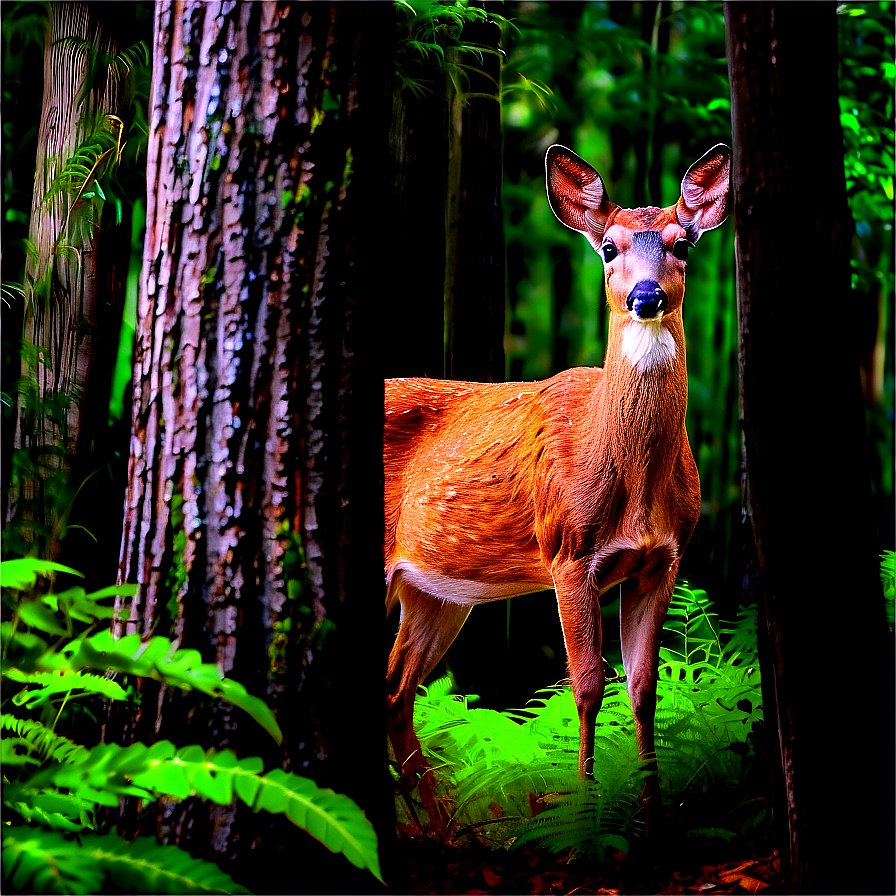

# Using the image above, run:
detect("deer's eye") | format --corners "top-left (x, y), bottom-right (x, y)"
top-left (672, 239), bottom-right (693, 261)
top-left (600, 242), bottom-right (618, 263)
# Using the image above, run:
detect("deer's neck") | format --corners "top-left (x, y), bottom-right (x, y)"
top-left (592, 311), bottom-right (690, 478)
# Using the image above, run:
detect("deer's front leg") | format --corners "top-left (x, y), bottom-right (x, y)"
top-left (552, 559), bottom-right (605, 779)
top-left (619, 568), bottom-right (676, 833)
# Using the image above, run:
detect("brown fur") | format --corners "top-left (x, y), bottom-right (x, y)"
top-left (384, 144), bottom-right (730, 834)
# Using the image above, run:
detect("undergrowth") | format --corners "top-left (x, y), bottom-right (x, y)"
top-left (0, 559), bottom-right (382, 894)
top-left (402, 582), bottom-right (765, 861)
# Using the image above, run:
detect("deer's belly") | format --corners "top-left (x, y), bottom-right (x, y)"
top-left (389, 559), bottom-right (552, 605)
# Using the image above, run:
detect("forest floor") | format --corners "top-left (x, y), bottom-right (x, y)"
top-left (391, 805), bottom-right (782, 896)
top-left (393, 837), bottom-right (782, 895)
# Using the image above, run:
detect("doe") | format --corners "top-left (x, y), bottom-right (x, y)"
top-left (384, 143), bottom-right (731, 831)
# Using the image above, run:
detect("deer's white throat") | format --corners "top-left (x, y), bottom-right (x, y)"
top-left (621, 316), bottom-right (677, 373)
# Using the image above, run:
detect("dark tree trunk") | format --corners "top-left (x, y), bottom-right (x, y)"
top-left (385, 4), bottom-right (505, 384)
top-left (113, 3), bottom-right (390, 890)
top-left (444, 9), bottom-right (505, 383)
top-left (725, 4), bottom-right (894, 893)
top-left (385, 32), bottom-right (449, 380)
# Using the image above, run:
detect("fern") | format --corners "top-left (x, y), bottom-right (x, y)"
top-left (5, 669), bottom-right (128, 707)
top-left (394, 0), bottom-right (508, 100)
top-left (2, 624), bottom-right (283, 744)
top-left (1, 716), bottom-right (89, 770)
top-left (4, 789), bottom-right (94, 834)
top-left (66, 630), bottom-right (282, 742)
top-left (1, 561), bottom-right (384, 890)
top-left (409, 583), bottom-right (765, 858)
top-left (881, 550), bottom-right (894, 632)
top-left (2, 829), bottom-right (249, 895)
top-left (6, 739), bottom-right (382, 880)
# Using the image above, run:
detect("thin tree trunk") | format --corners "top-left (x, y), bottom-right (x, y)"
top-left (8, 2), bottom-right (129, 562)
top-left (385, 30), bottom-right (449, 380)
top-left (725, 4), bottom-right (894, 893)
top-left (444, 8), bottom-right (505, 383)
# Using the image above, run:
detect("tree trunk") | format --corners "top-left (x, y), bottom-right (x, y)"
top-left (725, 4), bottom-right (894, 893)
top-left (114, 3), bottom-right (390, 889)
top-left (444, 8), bottom-right (505, 383)
top-left (385, 3), bottom-right (505, 383)
top-left (8, 2), bottom-right (131, 564)
top-left (385, 22), bottom-right (449, 380)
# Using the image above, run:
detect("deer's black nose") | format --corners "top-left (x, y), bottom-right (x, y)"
top-left (626, 280), bottom-right (668, 320)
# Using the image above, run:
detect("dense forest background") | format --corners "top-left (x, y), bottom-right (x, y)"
top-left (3, 2), bottom-right (893, 701)
top-left (1, 2), bottom-right (893, 894)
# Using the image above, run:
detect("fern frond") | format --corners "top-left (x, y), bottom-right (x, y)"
top-left (28, 741), bottom-right (156, 808)
top-left (25, 740), bottom-right (382, 882)
top-left (0, 716), bottom-right (89, 765)
top-left (511, 773), bottom-right (635, 860)
top-left (5, 788), bottom-right (95, 833)
top-left (881, 550), bottom-right (894, 631)
top-left (5, 668), bottom-right (127, 707)
top-left (3, 669), bottom-right (127, 709)
top-left (163, 747), bottom-right (382, 881)
top-left (1, 828), bottom-right (249, 895)
top-left (37, 630), bottom-right (282, 744)
top-left (408, 583), bottom-right (764, 854)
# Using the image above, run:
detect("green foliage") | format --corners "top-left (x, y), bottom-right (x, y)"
top-left (405, 582), bottom-right (762, 860)
top-left (2, 7), bottom-right (152, 566)
top-left (1, 561), bottom-right (383, 892)
top-left (395, 0), bottom-right (507, 99)
top-left (882, 550), bottom-right (895, 632)
top-left (2, 829), bottom-right (251, 895)
top-left (41, 113), bottom-right (127, 252)
top-left (838, 2), bottom-right (895, 530)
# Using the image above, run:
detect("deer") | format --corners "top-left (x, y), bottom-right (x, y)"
top-left (384, 143), bottom-right (730, 835)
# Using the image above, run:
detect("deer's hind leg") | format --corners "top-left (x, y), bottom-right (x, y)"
top-left (386, 572), bottom-right (472, 833)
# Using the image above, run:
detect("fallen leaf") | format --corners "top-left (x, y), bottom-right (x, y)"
top-left (734, 874), bottom-right (768, 894)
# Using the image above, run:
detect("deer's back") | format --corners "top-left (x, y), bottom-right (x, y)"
top-left (384, 370), bottom-right (605, 598)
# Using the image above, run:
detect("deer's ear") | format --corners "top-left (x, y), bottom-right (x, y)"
top-left (675, 144), bottom-right (731, 241)
top-left (546, 145), bottom-right (616, 250)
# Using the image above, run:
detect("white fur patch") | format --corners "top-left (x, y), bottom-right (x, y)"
top-left (392, 560), bottom-right (546, 606)
top-left (621, 316), bottom-right (676, 373)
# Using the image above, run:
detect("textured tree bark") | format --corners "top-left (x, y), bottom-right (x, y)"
top-left (8, 2), bottom-right (130, 562)
top-left (114, 3), bottom-right (390, 887)
top-left (725, 5), bottom-right (894, 893)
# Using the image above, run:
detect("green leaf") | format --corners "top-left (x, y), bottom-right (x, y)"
top-left (53, 584), bottom-right (135, 624)
top-left (0, 559), bottom-right (82, 591)
top-left (3, 826), bottom-right (105, 894)
top-left (125, 744), bottom-right (382, 882)
top-left (1, 828), bottom-right (249, 895)
top-left (0, 716), bottom-right (89, 765)
top-left (2, 624), bottom-right (52, 672)
top-left (47, 630), bottom-right (283, 744)
top-left (17, 599), bottom-right (68, 636)
top-left (254, 768), bottom-right (383, 881)
top-left (4, 669), bottom-right (128, 707)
